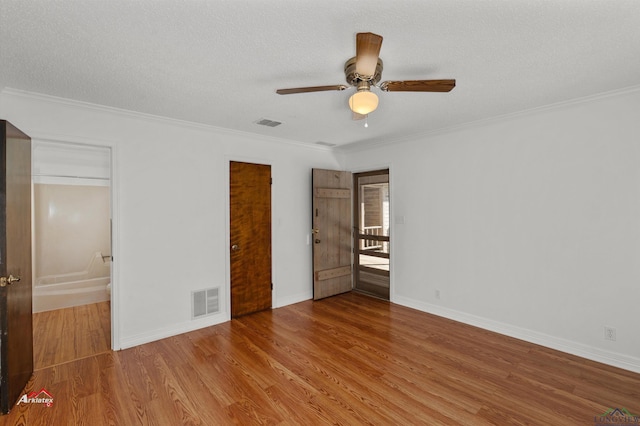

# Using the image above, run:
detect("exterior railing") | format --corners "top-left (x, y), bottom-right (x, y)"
top-left (362, 226), bottom-right (383, 250)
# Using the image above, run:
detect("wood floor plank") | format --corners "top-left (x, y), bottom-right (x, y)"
top-left (1, 293), bottom-right (639, 424)
top-left (32, 302), bottom-right (111, 370)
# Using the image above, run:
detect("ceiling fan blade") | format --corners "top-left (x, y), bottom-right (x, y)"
top-left (276, 85), bottom-right (349, 95)
top-left (379, 79), bottom-right (456, 92)
top-left (355, 32), bottom-right (383, 78)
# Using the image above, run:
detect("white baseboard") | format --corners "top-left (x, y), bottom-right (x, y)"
top-left (275, 290), bottom-right (313, 308)
top-left (118, 291), bottom-right (313, 350)
top-left (118, 292), bottom-right (640, 374)
top-left (393, 295), bottom-right (640, 374)
top-left (119, 311), bottom-right (229, 350)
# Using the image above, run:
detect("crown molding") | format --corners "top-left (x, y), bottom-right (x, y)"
top-left (1, 87), bottom-right (333, 152)
top-left (338, 84), bottom-right (640, 154)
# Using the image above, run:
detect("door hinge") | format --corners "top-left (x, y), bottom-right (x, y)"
top-left (271, 283), bottom-right (274, 290)
top-left (270, 178), bottom-right (273, 184)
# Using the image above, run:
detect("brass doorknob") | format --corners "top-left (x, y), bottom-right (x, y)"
top-left (231, 244), bottom-right (240, 252)
top-left (0, 275), bottom-right (21, 287)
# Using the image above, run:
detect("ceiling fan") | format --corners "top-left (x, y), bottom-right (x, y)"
top-left (276, 32), bottom-right (455, 118)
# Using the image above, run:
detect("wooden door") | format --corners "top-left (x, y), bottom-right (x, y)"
top-left (312, 169), bottom-right (353, 300)
top-left (0, 121), bottom-right (33, 414)
top-left (229, 161), bottom-right (272, 317)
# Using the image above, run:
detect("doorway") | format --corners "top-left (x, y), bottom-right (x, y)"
top-left (353, 170), bottom-right (390, 300)
top-left (311, 168), bottom-right (390, 301)
top-left (229, 161), bottom-right (272, 317)
top-left (31, 141), bottom-right (112, 368)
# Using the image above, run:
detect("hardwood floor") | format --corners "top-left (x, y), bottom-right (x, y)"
top-left (32, 301), bottom-right (111, 370)
top-left (2, 293), bottom-right (639, 425)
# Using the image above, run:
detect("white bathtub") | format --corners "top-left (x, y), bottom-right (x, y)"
top-left (33, 276), bottom-right (111, 313)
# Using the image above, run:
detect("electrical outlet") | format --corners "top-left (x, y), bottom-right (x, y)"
top-left (604, 326), bottom-right (616, 341)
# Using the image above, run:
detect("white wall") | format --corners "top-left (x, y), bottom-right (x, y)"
top-left (343, 87), bottom-right (640, 372)
top-left (34, 184), bottom-right (111, 281)
top-left (3, 86), bottom-right (639, 373)
top-left (0, 89), bottom-right (339, 349)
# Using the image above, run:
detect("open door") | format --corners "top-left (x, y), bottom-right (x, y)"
top-left (312, 169), bottom-right (353, 300)
top-left (0, 121), bottom-right (33, 414)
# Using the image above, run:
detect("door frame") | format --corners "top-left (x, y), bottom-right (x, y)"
top-left (348, 163), bottom-right (394, 301)
top-left (353, 168), bottom-right (390, 300)
top-left (31, 137), bottom-right (120, 350)
top-left (225, 156), bottom-right (274, 319)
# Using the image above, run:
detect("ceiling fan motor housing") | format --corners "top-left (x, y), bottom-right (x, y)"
top-left (344, 57), bottom-right (383, 87)
top-left (275, 33), bottom-right (454, 99)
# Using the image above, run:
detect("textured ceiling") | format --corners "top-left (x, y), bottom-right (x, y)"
top-left (1, 1), bottom-right (640, 148)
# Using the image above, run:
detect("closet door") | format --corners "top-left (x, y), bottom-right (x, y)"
top-left (229, 161), bottom-right (272, 317)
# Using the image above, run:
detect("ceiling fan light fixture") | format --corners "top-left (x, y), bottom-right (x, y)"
top-left (349, 90), bottom-right (378, 115)
top-left (275, 33), bottom-right (455, 117)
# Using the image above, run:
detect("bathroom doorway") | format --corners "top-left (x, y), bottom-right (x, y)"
top-left (31, 141), bottom-right (112, 368)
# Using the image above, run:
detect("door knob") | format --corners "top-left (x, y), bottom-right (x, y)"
top-left (231, 244), bottom-right (239, 252)
top-left (0, 275), bottom-right (21, 287)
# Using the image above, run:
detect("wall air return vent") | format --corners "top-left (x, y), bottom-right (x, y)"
top-left (192, 287), bottom-right (220, 319)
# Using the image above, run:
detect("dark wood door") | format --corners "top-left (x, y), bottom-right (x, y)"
top-left (229, 161), bottom-right (272, 317)
top-left (0, 121), bottom-right (33, 414)
top-left (312, 169), bottom-right (353, 300)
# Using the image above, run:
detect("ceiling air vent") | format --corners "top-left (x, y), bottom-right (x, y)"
top-left (255, 118), bottom-right (282, 127)
top-left (315, 141), bottom-right (336, 147)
